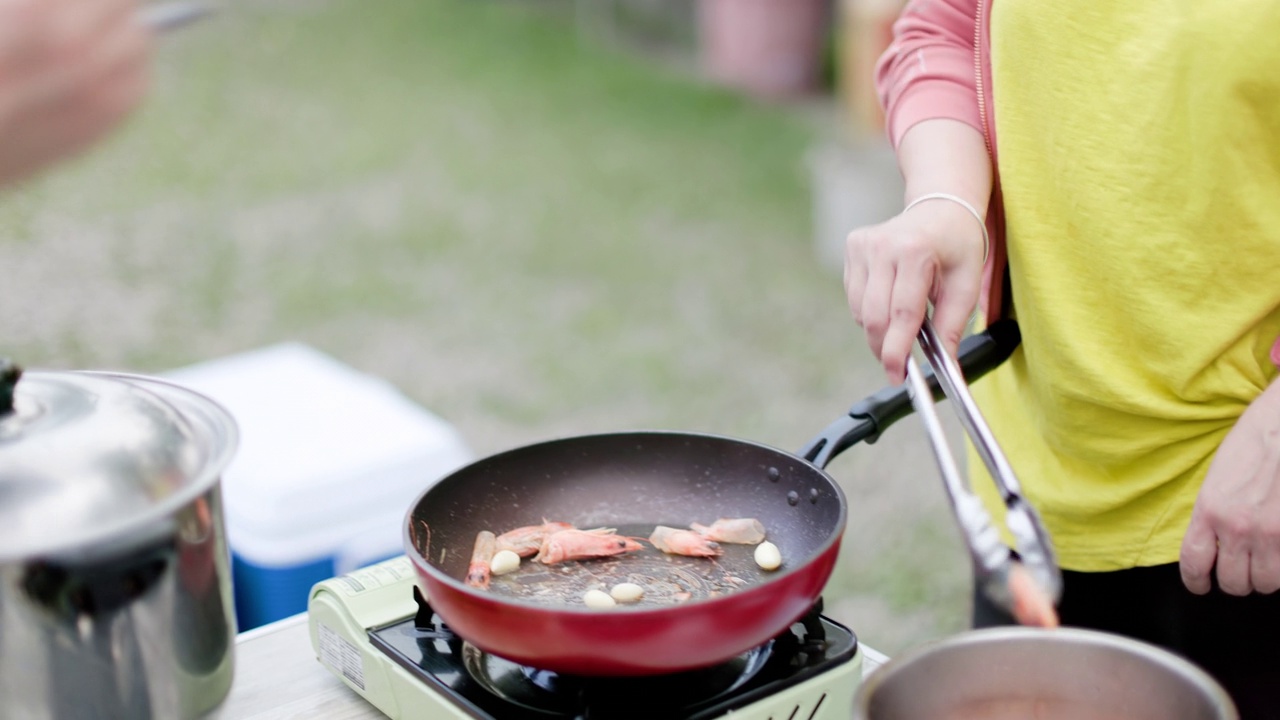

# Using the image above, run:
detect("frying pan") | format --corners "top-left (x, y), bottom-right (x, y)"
top-left (404, 321), bottom-right (1022, 676)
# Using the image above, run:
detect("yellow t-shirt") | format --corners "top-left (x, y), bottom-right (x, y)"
top-left (973, 0), bottom-right (1280, 571)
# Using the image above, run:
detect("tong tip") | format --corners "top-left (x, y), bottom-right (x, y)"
top-left (1004, 562), bottom-right (1061, 629)
top-left (140, 1), bottom-right (214, 33)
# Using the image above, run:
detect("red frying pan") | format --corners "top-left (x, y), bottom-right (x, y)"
top-left (404, 321), bottom-right (1021, 676)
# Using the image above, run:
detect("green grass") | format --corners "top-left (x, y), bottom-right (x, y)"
top-left (29, 2), bottom-right (806, 221)
top-left (0, 0), bottom-right (972, 655)
top-left (1, 0), bottom-right (826, 401)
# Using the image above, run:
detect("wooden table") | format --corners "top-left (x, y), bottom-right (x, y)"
top-left (209, 613), bottom-right (888, 719)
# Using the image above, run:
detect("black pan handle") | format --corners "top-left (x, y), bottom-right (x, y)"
top-left (800, 319), bottom-right (1021, 469)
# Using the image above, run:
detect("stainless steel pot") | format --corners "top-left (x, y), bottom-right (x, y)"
top-left (854, 627), bottom-right (1238, 720)
top-left (0, 362), bottom-right (239, 719)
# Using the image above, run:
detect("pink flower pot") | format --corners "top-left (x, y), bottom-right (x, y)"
top-left (698, 0), bottom-right (830, 100)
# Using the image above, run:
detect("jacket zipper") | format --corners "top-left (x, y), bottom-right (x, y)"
top-left (973, 0), bottom-right (1010, 320)
top-left (974, 0), bottom-right (992, 158)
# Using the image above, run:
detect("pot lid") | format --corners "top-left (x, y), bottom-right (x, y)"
top-left (0, 360), bottom-right (238, 560)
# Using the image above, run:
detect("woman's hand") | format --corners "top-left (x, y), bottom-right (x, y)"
top-left (844, 196), bottom-right (987, 385)
top-left (0, 0), bottom-right (151, 188)
top-left (842, 119), bottom-right (993, 385)
top-left (1181, 379), bottom-right (1280, 595)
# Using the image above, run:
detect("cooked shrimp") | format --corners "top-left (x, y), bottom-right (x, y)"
top-left (465, 531), bottom-right (497, 589)
top-left (690, 518), bottom-right (766, 545)
top-left (495, 521), bottom-right (575, 558)
top-left (1007, 563), bottom-right (1060, 628)
top-left (535, 529), bottom-right (644, 564)
top-left (650, 525), bottom-right (723, 558)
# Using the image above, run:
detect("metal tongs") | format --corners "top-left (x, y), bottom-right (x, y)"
top-left (140, 1), bottom-right (215, 33)
top-left (904, 317), bottom-right (1062, 618)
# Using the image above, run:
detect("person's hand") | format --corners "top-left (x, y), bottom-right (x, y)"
top-left (1181, 380), bottom-right (1280, 595)
top-left (0, 0), bottom-right (151, 188)
top-left (843, 197), bottom-right (987, 385)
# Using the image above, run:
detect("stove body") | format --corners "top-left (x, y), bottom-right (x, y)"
top-left (308, 556), bottom-right (863, 719)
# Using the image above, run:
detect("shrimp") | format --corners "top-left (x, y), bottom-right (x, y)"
top-left (690, 518), bottom-right (766, 545)
top-left (465, 531), bottom-right (497, 590)
top-left (649, 525), bottom-right (722, 558)
top-left (535, 529), bottom-right (644, 564)
top-left (1007, 563), bottom-right (1060, 628)
top-left (495, 521), bottom-right (575, 557)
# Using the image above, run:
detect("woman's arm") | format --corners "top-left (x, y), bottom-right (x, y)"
top-left (0, 0), bottom-right (151, 188)
top-left (845, 0), bottom-right (993, 383)
top-left (1181, 377), bottom-right (1280, 596)
top-left (845, 119), bottom-right (990, 384)
top-left (878, 0), bottom-right (986, 148)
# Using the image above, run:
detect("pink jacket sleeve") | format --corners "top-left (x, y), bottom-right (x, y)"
top-left (874, 0), bottom-right (1280, 369)
top-left (876, 0), bottom-right (984, 148)
top-left (875, 0), bottom-right (1009, 320)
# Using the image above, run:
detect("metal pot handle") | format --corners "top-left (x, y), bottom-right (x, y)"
top-left (1, 359), bottom-right (21, 415)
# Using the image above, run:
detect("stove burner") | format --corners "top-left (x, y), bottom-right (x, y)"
top-left (460, 640), bottom-right (773, 716)
top-left (367, 590), bottom-right (858, 719)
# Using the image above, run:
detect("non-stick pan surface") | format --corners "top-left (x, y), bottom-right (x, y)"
top-left (403, 321), bottom-right (1022, 676)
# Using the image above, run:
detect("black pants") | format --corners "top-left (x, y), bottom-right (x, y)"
top-left (973, 563), bottom-right (1280, 719)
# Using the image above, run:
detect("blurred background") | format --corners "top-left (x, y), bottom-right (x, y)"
top-left (0, 0), bottom-right (974, 656)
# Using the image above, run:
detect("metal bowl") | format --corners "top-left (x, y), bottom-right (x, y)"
top-left (853, 627), bottom-right (1237, 720)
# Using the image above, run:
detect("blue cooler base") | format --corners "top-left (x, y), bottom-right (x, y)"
top-left (232, 550), bottom-right (404, 630)
top-left (233, 554), bottom-right (337, 631)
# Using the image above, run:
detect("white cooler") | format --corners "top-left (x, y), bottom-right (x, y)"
top-left (167, 343), bottom-right (472, 630)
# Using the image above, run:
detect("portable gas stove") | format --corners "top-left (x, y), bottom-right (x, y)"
top-left (308, 555), bottom-right (864, 719)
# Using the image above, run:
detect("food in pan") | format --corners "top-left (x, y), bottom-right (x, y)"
top-left (754, 541), bottom-right (782, 571)
top-left (583, 589), bottom-right (617, 609)
top-left (535, 528), bottom-right (645, 564)
top-left (495, 521), bottom-right (576, 557)
top-left (609, 582), bottom-right (645, 603)
top-left (466, 518), bottom-right (778, 606)
top-left (489, 549), bottom-right (521, 576)
top-left (690, 518), bottom-right (767, 545)
top-left (465, 531), bottom-right (497, 589)
top-left (582, 583), bottom-right (650, 609)
top-left (649, 525), bottom-right (723, 557)
top-left (1007, 562), bottom-right (1060, 628)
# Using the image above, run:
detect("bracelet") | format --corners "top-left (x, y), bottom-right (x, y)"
top-left (902, 192), bottom-right (990, 264)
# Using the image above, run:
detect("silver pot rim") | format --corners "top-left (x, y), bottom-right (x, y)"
top-left (854, 626), bottom-right (1238, 719)
top-left (0, 371), bottom-right (238, 563)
